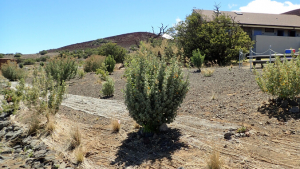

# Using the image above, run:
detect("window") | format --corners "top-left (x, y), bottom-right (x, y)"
top-left (265, 28), bottom-right (274, 33)
top-left (277, 30), bottom-right (284, 36)
top-left (288, 30), bottom-right (296, 37)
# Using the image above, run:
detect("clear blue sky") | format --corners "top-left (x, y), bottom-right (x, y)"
top-left (1, 0), bottom-right (300, 54)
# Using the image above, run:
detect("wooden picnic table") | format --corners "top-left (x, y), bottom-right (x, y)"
top-left (247, 53), bottom-right (299, 68)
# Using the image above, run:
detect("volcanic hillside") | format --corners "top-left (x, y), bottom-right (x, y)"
top-left (47, 32), bottom-right (157, 52)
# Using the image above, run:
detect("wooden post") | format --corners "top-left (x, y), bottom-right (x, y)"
top-left (250, 47), bottom-right (252, 71)
top-left (269, 45), bottom-right (272, 63)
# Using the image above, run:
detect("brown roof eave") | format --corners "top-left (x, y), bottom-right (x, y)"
top-left (239, 24), bottom-right (300, 30)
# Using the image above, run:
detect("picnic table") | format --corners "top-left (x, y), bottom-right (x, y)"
top-left (247, 53), bottom-right (298, 68)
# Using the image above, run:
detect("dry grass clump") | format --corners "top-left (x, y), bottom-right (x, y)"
top-left (84, 55), bottom-right (105, 72)
top-left (67, 127), bottom-right (81, 150)
top-left (202, 69), bottom-right (215, 77)
top-left (133, 122), bottom-right (140, 129)
top-left (207, 150), bottom-right (223, 169)
top-left (45, 114), bottom-right (55, 134)
top-left (28, 115), bottom-right (41, 136)
top-left (74, 146), bottom-right (85, 164)
top-left (111, 119), bottom-right (120, 133)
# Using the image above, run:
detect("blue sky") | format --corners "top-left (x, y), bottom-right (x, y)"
top-left (1, 0), bottom-right (300, 54)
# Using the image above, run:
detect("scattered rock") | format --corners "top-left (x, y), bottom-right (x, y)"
top-left (290, 107), bottom-right (299, 113)
top-left (224, 132), bottom-right (232, 140)
top-left (281, 100), bottom-right (289, 108)
top-left (0, 121), bottom-right (10, 130)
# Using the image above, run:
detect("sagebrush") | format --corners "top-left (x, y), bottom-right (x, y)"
top-left (84, 55), bottom-right (105, 72)
top-left (1, 61), bottom-right (26, 81)
top-left (125, 53), bottom-right (189, 132)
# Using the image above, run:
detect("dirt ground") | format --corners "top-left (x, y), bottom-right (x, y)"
top-left (7, 65), bottom-right (300, 168)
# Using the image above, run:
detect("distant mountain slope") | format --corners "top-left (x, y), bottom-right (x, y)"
top-left (47, 32), bottom-right (157, 52)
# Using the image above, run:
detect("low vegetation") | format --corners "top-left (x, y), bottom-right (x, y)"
top-left (191, 48), bottom-right (205, 72)
top-left (207, 150), bottom-right (223, 169)
top-left (39, 50), bottom-right (48, 55)
top-left (202, 69), bottom-right (214, 77)
top-left (125, 51), bottom-right (189, 132)
top-left (98, 42), bottom-right (127, 63)
top-left (14, 53), bottom-right (22, 58)
top-left (84, 55), bottom-right (105, 72)
top-left (255, 56), bottom-right (300, 99)
top-left (101, 77), bottom-right (115, 97)
top-left (111, 119), bottom-right (120, 133)
top-left (68, 127), bottom-right (81, 151)
top-left (104, 55), bottom-right (116, 73)
top-left (1, 61), bottom-right (26, 81)
top-left (45, 56), bottom-right (78, 84)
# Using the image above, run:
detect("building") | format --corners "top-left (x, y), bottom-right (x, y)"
top-left (194, 9), bottom-right (300, 54)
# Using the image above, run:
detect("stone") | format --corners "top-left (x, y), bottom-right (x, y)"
top-left (281, 100), bottom-right (289, 108)
top-left (34, 149), bottom-right (47, 158)
top-left (0, 121), bottom-right (10, 130)
top-left (30, 140), bottom-right (39, 148)
top-left (1, 147), bottom-right (13, 154)
top-left (224, 132), bottom-right (232, 140)
top-left (33, 142), bottom-right (47, 151)
top-left (25, 158), bottom-right (34, 165)
top-left (235, 133), bottom-right (241, 137)
top-left (0, 111), bottom-right (12, 120)
top-left (159, 123), bottom-right (168, 132)
top-left (22, 136), bottom-right (33, 145)
top-left (0, 130), bottom-right (6, 139)
top-left (290, 107), bottom-right (299, 113)
top-left (7, 130), bottom-right (23, 140)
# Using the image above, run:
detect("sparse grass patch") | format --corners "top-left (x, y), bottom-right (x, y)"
top-left (28, 114), bottom-right (41, 136)
top-left (236, 126), bottom-right (247, 133)
top-left (211, 91), bottom-right (217, 100)
top-left (74, 146), bottom-right (84, 164)
top-left (133, 122), bottom-right (140, 129)
top-left (67, 127), bottom-right (81, 150)
top-left (111, 119), bottom-right (120, 133)
top-left (207, 149), bottom-right (223, 169)
top-left (45, 114), bottom-right (55, 134)
top-left (77, 69), bottom-right (85, 79)
top-left (202, 69), bottom-right (214, 77)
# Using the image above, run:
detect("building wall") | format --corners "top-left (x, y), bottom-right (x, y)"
top-left (255, 35), bottom-right (300, 53)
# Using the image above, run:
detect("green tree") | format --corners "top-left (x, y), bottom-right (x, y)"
top-left (191, 49), bottom-right (205, 72)
top-left (173, 11), bottom-right (253, 65)
top-left (104, 55), bottom-right (116, 73)
top-left (98, 42), bottom-right (127, 63)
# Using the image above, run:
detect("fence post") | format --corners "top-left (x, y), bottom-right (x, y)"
top-left (239, 49), bottom-right (241, 69)
top-left (269, 45), bottom-right (272, 62)
top-left (250, 47), bottom-right (252, 71)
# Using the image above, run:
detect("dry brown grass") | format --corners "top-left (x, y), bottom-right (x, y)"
top-left (202, 69), bottom-right (215, 77)
top-left (45, 114), bottom-right (55, 134)
top-left (207, 150), bottom-right (223, 169)
top-left (67, 126), bottom-right (81, 150)
top-left (74, 146), bottom-right (85, 164)
top-left (111, 119), bottom-right (120, 133)
top-left (133, 122), bottom-right (140, 129)
top-left (27, 114), bottom-right (41, 136)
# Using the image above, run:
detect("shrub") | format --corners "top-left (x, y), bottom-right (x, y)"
top-left (124, 54), bottom-right (189, 132)
top-left (23, 58), bottom-right (36, 65)
top-left (40, 56), bottom-right (49, 62)
top-left (202, 69), bottom-right (214, 77)
top-left (40, 62), bottom-right (44, 67)
top-left (191, 49), bottom-right (205, 72)
top-left (45, 56), bottom-right (78, 84)
top-left (0, 53), bottom-right (4, 58)
top-left (104, 55), bottom-right (116, 73)
top-left (1, 61), bottom-right (25, 81)
top-left (19, 63), bottom-right (24, 68)
top-left (77, 69), bottom-right (85, 79)
top-left (14, 53), bottom-right (22, 58)
top-left (101, 77), bottom-right (114, 97)
top-left (67, 127), bottom-right (81, 151)
top-left (111, 119), bottom-right (120, 133)
top-left (255, 56), bottom-right (300, 99)
top-left (98, 42), bottom-right (127, 63)
top-left (84, 55), bottom-right (105, 72)
top-left (39, 50), bottom-right (48, 55)
top-left (207, 150), bottom-right (223, 169)
top-left (75, 147), bottom-right (84, 164)
top-left (96, 63), bottom-right (109, 81)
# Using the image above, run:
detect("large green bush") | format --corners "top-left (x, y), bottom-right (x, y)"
top-left (191, 49), bottom-right (205, 72)
top-left (45, 56), bottom-right (78, 84)
top-left (125, 54), bottom-right (189, 132)
top-left (39, 50), bottom-right (48, 55)
top-left (14, 53), bottom-right (22, 58)
top-left (98, 42), bottom-right (127, 63)
top-left (23, 58), bottom-right (36, 65)
top-left (1, 61), bottom-right (26, 81)
top-left (104, 55), bottom-right (116, 73)
top-left (84, 55), bottom-right (105, 72)
top-left (255, 56), bottom-right (300, 99)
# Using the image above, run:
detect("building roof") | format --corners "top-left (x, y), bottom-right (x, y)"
top-left (194, 9), bottom-right (300, 29)
top-left (282, 8), bottom-right (300, 16)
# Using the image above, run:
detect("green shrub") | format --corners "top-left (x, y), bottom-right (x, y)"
top-left (124, 54), bottom-right (189, 132)
top-left (40, 62), bottom-right (44, 67)
top-left (101, 77), bottom-right (114, 97)
top-left (1, 61), bottom-right (26, 81)
top-left (255, 56), bottom-right (300, 99)
top-left (77, 69), bottom-right (85, 79)
top-left (191, 49), bottom-right (205, 72)
top-left (84, 55), bottom-right (105, 72)
top-left (39, 50), bottom-right (48, 55)
top-left (23, 58), bottom-right (36, 65)
top-left (40, 56), bottom-right (49, 62)
top-left (104, 55), bottom-right (116, 73)
top-left (14, 53), bottom-right (22, 58)
top-left (98, 42), bottom-right (127, 63)
top-left (19, 63), bottom-right (24, 68)
top-left (45, 56), bottom-right (78, 84)
top-left (0, 53), bottom-right (4, 58)
top-left (96, 63), bottom-right (109, 81)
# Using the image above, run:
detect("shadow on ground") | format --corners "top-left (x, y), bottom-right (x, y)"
top-left (258, 98), bottom-right (300, 122)
top-left (110, 128), bottom-right (187, 167)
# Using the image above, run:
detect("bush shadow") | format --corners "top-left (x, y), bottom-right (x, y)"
top-left (258, 98), bottom-right (300, 122)
top-left (110, 128), bottom-right (187, 167)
